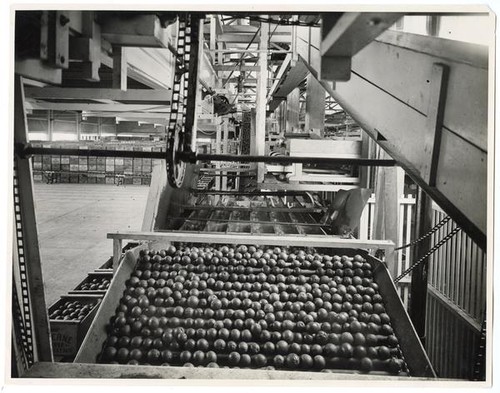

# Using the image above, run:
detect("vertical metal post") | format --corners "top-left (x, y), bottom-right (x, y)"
top-left (112, 45), bottom-right (127, 90)
top-left (192, 17), bottom-right (204, 153)
top-left (95, 116), bottom-right (101, 139)
top-left (255, 20), bottom-right (269, 183)
top-left (409, 187), bottom-right (433, 345)
top-left (75, 112), bottom-right (81, 141)
top-left (304, 74), bottom-right (325, 136)
top-left (47, 110), bottom-right (53, 141)
top-left (215, 121), bottom-right (222, 194)
top-left (222, 120), bottom-right (229, 191)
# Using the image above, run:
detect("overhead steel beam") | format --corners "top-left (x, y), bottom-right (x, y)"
top-left (218, 33), bottom-right (291, 44)
top-left (100, 48), bottom-right (172, 90)
top-left (214, 65), bottom-right (259, 72)
top-left (83, 111), bottom-right (169, 119)
top-left (25, 101), bottom-right (170, 112)
top-left (99, 14), bottom-right (171, 48)
top-left (320, 12), bottom-right (403, 81)
top-left (24, 87), bottom-right (172, 103)
top-left (221, 25), bottom-right (293, 35)
top-left (15, 59), bottom-right (62, 85)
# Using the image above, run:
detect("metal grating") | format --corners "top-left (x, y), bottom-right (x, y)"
top-left (177, 195), bottom-right (327, 235)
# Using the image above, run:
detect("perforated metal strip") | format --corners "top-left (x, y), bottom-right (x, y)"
top-left (166, 15), bottom-right (192, 186)
top-left (167, 18), bottom-right (187, 135)
top-left (13, 161), bottom-right (35, 367)
top-left (12, 279), bottom-right (31, 370)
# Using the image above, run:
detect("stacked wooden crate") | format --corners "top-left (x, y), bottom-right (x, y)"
top-left (31, 141), bottom-right (165, 185)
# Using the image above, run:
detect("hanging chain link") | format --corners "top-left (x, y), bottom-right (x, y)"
top-left (394, 215), bottom-right (451, 251)
top-left (166, 14), bottom-right (191, 187)
top-left (12, 160), bottom-right (35, 368)
top-left (12, 279), bottom-right (32, 370)
top-left (394, 226), bottom-right (461, 283)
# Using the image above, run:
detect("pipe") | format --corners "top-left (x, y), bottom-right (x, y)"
top-left (182, 152), bottom-right (397, 167)
top-left (20, 145), bottom-right (397, 167)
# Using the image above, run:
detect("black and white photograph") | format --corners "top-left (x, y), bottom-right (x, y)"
top-left (3, 1), bottom-right (496, 390)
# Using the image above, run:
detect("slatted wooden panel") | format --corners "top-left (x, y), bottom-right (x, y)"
top-left (425, 292), bottom-right (481, 379)
top-left (395, 195), bottom-right (415, 309)
top-left (428, 205), bottom-right (486, 323)
top-left (426, 203), bottom-right (485, 379)
top-left (359, 194), bottom-right (415, 307)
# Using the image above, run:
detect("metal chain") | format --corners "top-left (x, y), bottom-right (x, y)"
top-left (394, 215), bottom-right (451, 251)
top-left (12, 279), bottom-right (31, 370)
top-left (394, 226), bottom-right (461, 283)
top-left (12, 161), bottom-right (35, 367)
top-left (166, 14), bottom-right (191, 187)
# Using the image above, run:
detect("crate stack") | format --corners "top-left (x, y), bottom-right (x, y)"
top-left (31, 141), bottom-right (166, 185)
top-left (47, 255), bottom-right (118, 359)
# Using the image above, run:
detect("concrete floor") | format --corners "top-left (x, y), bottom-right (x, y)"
top-left (33, 183), bottom-right (149, 306)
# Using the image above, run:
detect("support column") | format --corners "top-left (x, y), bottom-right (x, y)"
top-left (222, 120), bottom-right (229, 191)
top-left (47, 110), bottom-right (53, 141)
top-left (112, 46), bottom-right (127, 90)
top-left (286, 88), bottom-right (302, 178)
top-left (255, 21), bottom-right (269, 183)
top-left (249, 109), bottom-right (257, 157)
top-left (76, 11), bottom-right (101, 81)
top-left (215, 121), bottom-right (222, 192)
top-left (76, 112), bottom-right (81, 141)
top-left (304, 74), bottom-right (325, 137)
top-left (286, 88), bottom-right (300, 132)
top-left (373, 148), bottom-right (404, 278)
top-left (358, 130), bottom-right (371, 188)
top-left (280, 101), bottom-right (287, 135)
top-left (192, 18), bottom-right (204, 152)
top-left (97, 117), bottom-right (102, 139)
top-left (209, 16), bottom-right (216, 53)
